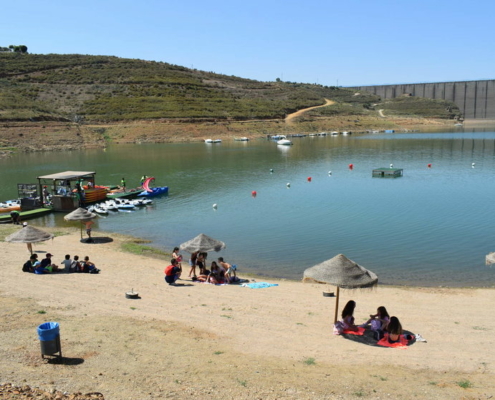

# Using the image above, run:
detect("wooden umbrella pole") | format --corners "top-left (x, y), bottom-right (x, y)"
top-left (333, 286), bottom-right (340, 324)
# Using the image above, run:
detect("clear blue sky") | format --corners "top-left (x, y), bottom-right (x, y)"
top-left (3, 0), bottom-right (494, 87)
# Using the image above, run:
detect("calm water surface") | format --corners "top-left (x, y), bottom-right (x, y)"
top-left (2, 129), bottom-right (495, 287)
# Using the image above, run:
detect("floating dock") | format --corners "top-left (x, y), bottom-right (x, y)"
top-left (372, 168), bottom-right (404, 178)
top-left (0, 207), bottom-right (53, 224)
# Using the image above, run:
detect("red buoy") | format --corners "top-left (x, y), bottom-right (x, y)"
top-left (349, 163), bottom-right (354, 170)
top-left (251, 191), bottom-right (257, 197)
top-left (427, 163), bottom-right (432, 168)
top-left (307, 177), bottom-right (312, 182)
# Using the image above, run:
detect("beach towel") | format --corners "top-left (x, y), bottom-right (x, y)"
top-left (342, 327), bottom-right (365, 335)
top-left (341, 328), bottom-right (416, 348)
top-left (241, 282), bottom-right (279, 289)
top-left (377, 333), bottom-right (409, 349)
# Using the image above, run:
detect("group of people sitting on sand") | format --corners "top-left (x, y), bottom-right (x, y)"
top-left (336, 300), bottom-right (425, 345)
top-left (164, 248), bottom-right (240, 285)
top-left (22, 253), bottom-right (100, 274)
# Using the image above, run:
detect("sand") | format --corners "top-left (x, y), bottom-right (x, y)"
top-left (1, 225), bottom-right (494, 399)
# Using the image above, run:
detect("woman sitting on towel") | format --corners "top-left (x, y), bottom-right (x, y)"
top-left (341, 300), bottom-right (359, 332)
top-left (361, 306), bottom-right (390, 331)
top-left (384, 316), bottom-right (413, 344)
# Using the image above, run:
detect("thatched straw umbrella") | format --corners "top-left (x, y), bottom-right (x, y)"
top-left (303, 254), bottom-right (378, 323)
top-left (5, 225), bottom-right (54, 253)
top-left (64, 207), bottom-right (97, 239)
top-left (179, 233), bottom-right (226, 253)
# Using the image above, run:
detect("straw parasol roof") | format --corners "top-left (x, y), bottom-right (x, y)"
top-left (303, 254), bottom-right (378, 323)
top-left (63, 207), bottom-right (97, 222)
top-left (179, 233), bottom-right (226, 253)
top-left (64, 207), bottom-right (97, 239)
top-left (5, 225), bottom-right (54, 244)
top-left (303, 254), bottom-right (378, 289)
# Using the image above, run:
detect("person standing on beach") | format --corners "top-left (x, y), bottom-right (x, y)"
top-left (83, 220), bottom-right (94, 243)
top-left (188, 251), bottom-right (199, 278)
top-left (22, 222), bottom-right (33, 253)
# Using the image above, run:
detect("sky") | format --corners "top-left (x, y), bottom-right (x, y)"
top-left (2, 0), bottom-right (494, 87)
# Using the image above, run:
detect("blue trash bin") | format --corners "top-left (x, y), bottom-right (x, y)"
top-left (37, 322), bottom-right (62, 358)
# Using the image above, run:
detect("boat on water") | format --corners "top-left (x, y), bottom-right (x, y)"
top-left (234, 137), bottom-right (249, 141)
top-left (0, 199), bottom-right (21, 213)
top-left (277, 139), bottom-right (293, 146)
top-left (137, 177), bottom-right (169, 197)
top-left (205, 139), bottom-right (222, 143)
top-left (138, 186), bottom-right (168, 197)
top-left (331, 131), bottom-right (339, 136)
top-left (106, 189), bottom-right (141, 200)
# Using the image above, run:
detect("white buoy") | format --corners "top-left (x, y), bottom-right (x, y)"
top-left (212, 204), bottom-right (217, 209)
top-left (286, 183), bottom-right (291, 187)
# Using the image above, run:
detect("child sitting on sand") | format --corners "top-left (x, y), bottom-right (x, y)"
top-left (333, 300), bottom-right (359, 334)
top-left (360, 306), bottom-right (390, 331)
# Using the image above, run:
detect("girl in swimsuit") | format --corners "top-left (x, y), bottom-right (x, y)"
top-left (386, 316), bottom-right (413, 343)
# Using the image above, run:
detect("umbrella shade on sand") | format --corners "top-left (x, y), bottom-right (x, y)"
top-left (303, 254), bottom-right (378, 323)
top-left (179, 233), bottom-right (226, 253)
top-left (64, 207), bottom-right (97, 239)
top-left (5, 225), bottom-right (54, 244)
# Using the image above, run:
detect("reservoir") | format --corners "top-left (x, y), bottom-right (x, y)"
top-left (2, 129), bottom-right (495, 287)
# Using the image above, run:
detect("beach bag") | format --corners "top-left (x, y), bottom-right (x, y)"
top-left (22, 261), bottom-right (32, 272)
top-left (333, 321), bottom-right (345, 335)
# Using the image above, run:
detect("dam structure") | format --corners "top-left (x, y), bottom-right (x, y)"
top-left (349, 80), bottom-right (495, 119)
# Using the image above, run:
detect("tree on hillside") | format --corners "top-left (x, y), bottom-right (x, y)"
top-left (8, 44), bottom-right (28, 53)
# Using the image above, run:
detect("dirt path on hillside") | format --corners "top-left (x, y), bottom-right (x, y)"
top-left (285, 98), bottom-right (335, 123)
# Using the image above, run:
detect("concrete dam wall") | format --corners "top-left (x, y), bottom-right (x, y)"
top-left (349, 80), bottom-right (495, 119)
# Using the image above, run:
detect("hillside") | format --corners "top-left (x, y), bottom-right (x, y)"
top-left (0, 53), bottom-right (464, 155)
top-left (0, 53), bottom-right (380, 122)
top-left (0, 53), bottom-right (460, 123)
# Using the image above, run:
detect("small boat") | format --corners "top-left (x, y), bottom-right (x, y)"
top-left (0, 199), bottom-right (21, 214)
top-left (234, 137), bottom-right (249, 141)
top-left (114, 199), bottom-right (135, 209)
top-left (131, 198), bottom-right (153, 206)
top-left (138, 187), bottom-right (168, 197)
top-left (331, 131), bottom-right (339, 136)
top-left (205, 139), bottom-right (222, 143)
top-left (88, 205), bottom-right (108, 214)
top-left (104, 200), bottom-right (119, 211)
top-left (271, 134), bottom-right (286, 140)
top-left (277, 139), bottom-right (293, 146)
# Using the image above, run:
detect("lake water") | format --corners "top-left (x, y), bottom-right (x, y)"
top-left (2, 129), bottom-right (495, 287)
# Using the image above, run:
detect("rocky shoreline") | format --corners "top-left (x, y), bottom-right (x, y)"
top-left (0, 116), bottom-right (464, 157)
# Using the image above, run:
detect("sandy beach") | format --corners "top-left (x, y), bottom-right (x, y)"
top-left (1, 224), bottom-right (494, 399)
